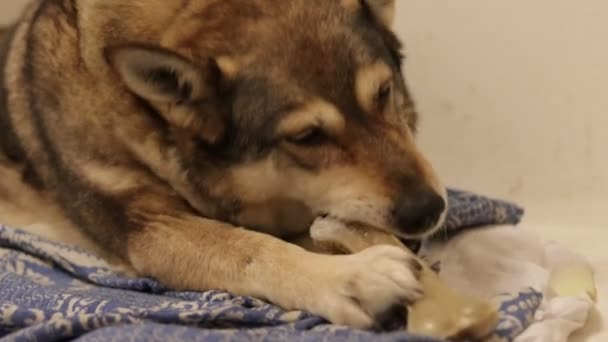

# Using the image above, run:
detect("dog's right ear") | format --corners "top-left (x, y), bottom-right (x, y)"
top-left (107, 46), bottom-right (227, 144)
top-left (107, 46), bottom-right (209, 105)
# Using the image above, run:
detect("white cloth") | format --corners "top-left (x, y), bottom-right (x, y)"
top-left (516, 296), bottom-right (593, 342)
top-left (422, 224), bottom-right (595, 342)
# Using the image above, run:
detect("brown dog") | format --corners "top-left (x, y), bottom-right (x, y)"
top-left (0, 0), bottom-right (446, 329)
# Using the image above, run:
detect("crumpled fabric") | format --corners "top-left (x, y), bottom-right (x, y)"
top-left (423, 225), bottom-right (596, 342)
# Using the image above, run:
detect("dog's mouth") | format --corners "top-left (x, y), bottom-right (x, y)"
top-left (314, 213), bottom-right (423, 253)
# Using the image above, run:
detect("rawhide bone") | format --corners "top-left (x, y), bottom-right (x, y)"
top-left (309, 217), bottom-right (499, 341)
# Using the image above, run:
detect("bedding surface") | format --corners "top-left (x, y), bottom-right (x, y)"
top-left (0, 190), bottom-right (533, 341)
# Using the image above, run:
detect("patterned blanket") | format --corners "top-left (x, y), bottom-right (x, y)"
top-left (0, 190), bottom-right (538, 342)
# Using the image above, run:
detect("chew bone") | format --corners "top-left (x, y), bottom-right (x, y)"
top-left (309, 218), bottom-right (499, 341)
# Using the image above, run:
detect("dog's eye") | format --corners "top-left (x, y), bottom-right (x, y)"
top-left (287, 127), bottom-right (327, 146)
top-left (376, 81), bottom-right (392, 108)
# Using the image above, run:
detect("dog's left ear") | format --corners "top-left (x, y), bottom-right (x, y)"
top-left (363, 0), bottom-right (395, 27)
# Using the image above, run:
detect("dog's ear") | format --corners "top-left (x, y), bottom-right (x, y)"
top-left (363, 0), bottom-right (395, 27)
top-left (107, 46), bottom-right (207, 104)
top-left (107, 46), bottom-right (227, 144)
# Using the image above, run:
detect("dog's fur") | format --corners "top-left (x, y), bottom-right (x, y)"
top-left (0, 0), bottom-right (446, 329)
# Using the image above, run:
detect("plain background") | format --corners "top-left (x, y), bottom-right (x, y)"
top-left (393, 1), bottom-right (608, 228)
top-left (1, 1), bottom-right (606, 340)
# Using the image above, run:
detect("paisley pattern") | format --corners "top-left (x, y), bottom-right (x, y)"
top-left (0, 189), bottom-right (536, 342)
top-left (488, 289), bottom-right (544, 342)
top-left (439, 188), bottom-right (525, 237)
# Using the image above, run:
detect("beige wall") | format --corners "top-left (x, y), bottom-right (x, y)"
top-left (394, 1), bottom-right (608, 226)
top-left (1, 1), bottom-right (605, 224)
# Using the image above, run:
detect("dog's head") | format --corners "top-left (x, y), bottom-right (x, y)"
top-left (104, 0), bottom-right (446, 239)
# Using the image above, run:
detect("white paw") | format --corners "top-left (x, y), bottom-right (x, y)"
top-left (313, 245), bottom-right (423, 329)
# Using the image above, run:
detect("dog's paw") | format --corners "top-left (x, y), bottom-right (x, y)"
top-left (314, 245), bottom-right (423, 330)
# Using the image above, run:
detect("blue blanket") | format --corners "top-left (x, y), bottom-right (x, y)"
top-left (0, 190), bottom-right (539, 342)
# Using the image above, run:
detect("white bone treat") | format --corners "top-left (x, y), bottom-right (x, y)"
top-left (308, 217), bottom-right (499, 341)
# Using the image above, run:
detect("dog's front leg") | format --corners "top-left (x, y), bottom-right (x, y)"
top-left (125, 197), bottom-right (423, 329)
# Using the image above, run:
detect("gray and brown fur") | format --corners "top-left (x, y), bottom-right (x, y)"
top-left (0, 0), bottom-right (446, 329)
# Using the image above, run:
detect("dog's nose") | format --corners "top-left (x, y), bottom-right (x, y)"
top-left (394, 185), bottom-right (446, 235)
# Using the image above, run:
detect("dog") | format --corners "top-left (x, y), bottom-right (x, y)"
top-left (0, 0), bottom-right (447, 329)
